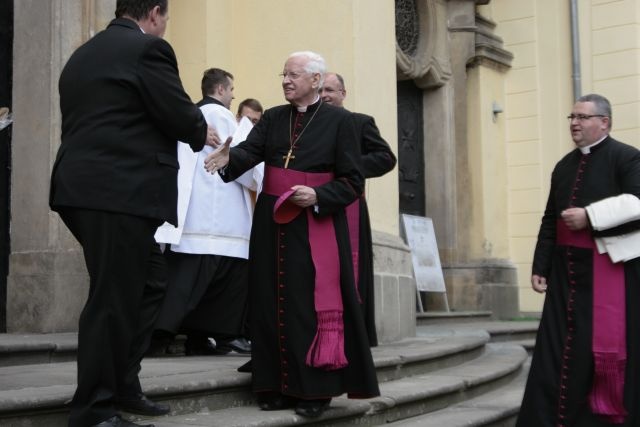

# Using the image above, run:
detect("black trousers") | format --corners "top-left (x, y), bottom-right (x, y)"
top-left (59, 208), bottom-right (167, 427)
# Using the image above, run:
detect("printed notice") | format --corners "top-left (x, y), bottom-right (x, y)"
top-left (401, 214), bottom-right (446, 292)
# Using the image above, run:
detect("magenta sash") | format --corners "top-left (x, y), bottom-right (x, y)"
top-left (556, 220), bottom-right (627, 423)
top-left (263, 166), bottom-right (348, 370)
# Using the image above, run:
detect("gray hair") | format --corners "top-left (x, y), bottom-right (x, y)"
top-left (288, 51), bottom-right (326, 86)
top-left (577, 93), bottom-right (612, 129)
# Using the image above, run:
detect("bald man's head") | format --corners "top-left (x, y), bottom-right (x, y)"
top-left (320, 72), bottom-right (346, 107)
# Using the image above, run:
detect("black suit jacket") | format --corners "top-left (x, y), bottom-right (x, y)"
top-left (50, 18), bottom-right (207, 226)
top-left (351, 112), bottom-right (396, 179)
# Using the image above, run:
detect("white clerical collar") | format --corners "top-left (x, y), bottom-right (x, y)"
top-left (579, 134), bottom-right (608, 154)
top-left (296, 95), bottom-right (320, 112)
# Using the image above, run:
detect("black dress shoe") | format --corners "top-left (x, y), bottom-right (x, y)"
top-left (217, 337), bottom-right (251, 354)
top-left (237, 359), bottom-right (252, 373)
top-left (92, 415), bottom-right (155, 427)
top-left (257, 391), bottom-right (297, 411)
top-left (115, 394), bottom-right (170, 416)
top-left (184, 336), bottom-right (229, 355)
top-left (295, 398), bottom-right (331, 418)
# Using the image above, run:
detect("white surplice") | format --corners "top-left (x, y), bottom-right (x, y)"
top-left (155, 108), bottom-right (263, 259)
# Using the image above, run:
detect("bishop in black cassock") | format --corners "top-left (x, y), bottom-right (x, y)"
top-left (204, 52), bottom-right (380, 418)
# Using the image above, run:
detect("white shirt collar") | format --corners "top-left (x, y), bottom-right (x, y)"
top-left (579, 134), bottom-right (608, 154)
top-left (296, 95), bottom-right (320, 112)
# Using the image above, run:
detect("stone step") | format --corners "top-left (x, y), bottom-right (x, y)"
top-left (417, 321), bottom-right (538, 344)
top-left (416, 310), bottom-right (493, 326)
top-left (0, 330), bottom-right (491, 426)
top-left (0, 320), bottom-right (537, 369)
top-left (510, 339), bottom-right (535, 355)
top-left (148, 343), bottom-right (527, 427)
top-left (0, 333), bottom-right (77, 367)
top-left (387, 359), bottom-right (530, 427)
top-left (480, 321), bottom-right (538, 343)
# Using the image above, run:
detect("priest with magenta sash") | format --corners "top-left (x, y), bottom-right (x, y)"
top-left (204, 51), bottom-right (380, 418)
top-left (517, 94), bottom-right (640, 426)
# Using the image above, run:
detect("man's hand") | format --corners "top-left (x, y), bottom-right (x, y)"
top-left (561, 207), bottom-right (588, 230)
top-left (531, 274), bottom-right (548, 293)
top-left (204, 137), bottom-right (232, 173)
top-left (205, 125), bottom-right (221, 148)
top-left (289, 185), bottom-right (317, 208)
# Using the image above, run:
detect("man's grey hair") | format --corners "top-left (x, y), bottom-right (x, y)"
top-left (288, 51), bottom-right (326, 86)
top-left (577, 93), bottom-right (612, 130)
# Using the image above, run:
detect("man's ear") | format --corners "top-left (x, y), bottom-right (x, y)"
top-left (149, 5), bottom-right (161, 24)
top-left (311, 73), bottom-right (321, 89)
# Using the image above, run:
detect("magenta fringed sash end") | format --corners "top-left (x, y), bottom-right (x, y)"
top-left (264, 166), bottom-right (350, 372)
top-left (556, 220), bottom-right (627, 424)
top-left (588, 353), bottom-right (627, 424)
top-left (305, 310), bottom-right (348, 370)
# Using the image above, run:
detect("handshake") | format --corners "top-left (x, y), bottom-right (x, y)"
top-left (204, 125), bottom-right (232, 174)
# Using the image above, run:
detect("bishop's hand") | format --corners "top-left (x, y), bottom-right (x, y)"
top-left (204, 136), bottom-right (232, 173)
top-left (289, 185), bottom-right (317, 208)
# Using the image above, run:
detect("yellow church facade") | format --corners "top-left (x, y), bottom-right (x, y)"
top-left (5, 0), bottom-right (640, 333)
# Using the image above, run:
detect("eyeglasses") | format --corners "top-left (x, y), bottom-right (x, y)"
top-left (567, 114), bottom-right (607, 122)
top-left (279, 71), bottom-right (308, 80)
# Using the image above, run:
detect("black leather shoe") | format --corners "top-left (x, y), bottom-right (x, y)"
top-left (237, 359), bottom-right (252, 373)
top-left (115, 394), bottom-right (170, 416)
top-left (217, 337), bottom-right (251, 354)
top-left (92, 415), bottom-right (155, 427)
top-left (295, 398), bottom-right (331, 418)
top-left (185, 336), bottom-right (229, 355)
top-left (257, 392), bottom-right (297, 411)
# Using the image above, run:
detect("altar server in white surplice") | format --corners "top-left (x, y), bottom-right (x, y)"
top-left (153, 68), bottom-right (263, 357)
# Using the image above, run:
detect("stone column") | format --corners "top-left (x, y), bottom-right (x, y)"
top-left (438, 0), bottom-right (518, 319)
top-left (8, 0), bottom-right (113, 332)
top-left (396, 0), bottom-right (518, 318)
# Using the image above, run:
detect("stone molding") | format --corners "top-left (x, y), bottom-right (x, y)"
top-left (467, 13), bottom-right (513, 71)
top-left (396, 0), bottom-right (453, 89)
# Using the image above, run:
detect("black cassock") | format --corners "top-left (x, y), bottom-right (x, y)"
top-left (351, 112), bottom-right (397, 347)
top-left (517, 136), bottom-right (640, 426)
top-left (222, 100), bottom-right (380, 399)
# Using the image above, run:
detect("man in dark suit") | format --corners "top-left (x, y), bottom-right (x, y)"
top-left (49, 1), bottom-right (218, 426)
top-left (320, 72), bottom-right (397, 347)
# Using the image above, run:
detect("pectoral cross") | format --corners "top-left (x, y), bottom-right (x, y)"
top-left (283, 148), bottom-right (295, 169)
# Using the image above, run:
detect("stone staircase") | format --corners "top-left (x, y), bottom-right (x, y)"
top-left (0, 315), bottom-right (538, 426)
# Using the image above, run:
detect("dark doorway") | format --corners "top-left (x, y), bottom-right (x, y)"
top-left (0, 0), bottom-right (13, 332)
top-left (397, 79), bottom-right (425, 216)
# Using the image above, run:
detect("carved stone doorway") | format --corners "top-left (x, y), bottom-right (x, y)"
top-left (397, 80), bottom-right (425, 216)
top-left (0, 0), bottom-right (13, 332)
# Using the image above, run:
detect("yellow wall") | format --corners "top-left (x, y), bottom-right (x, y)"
top-left (166, 0), bottom-right (399, 236)
top-left (466, 64), bottom-right (510, 261)
top-left (588, 0), bottom-right (640, 144)
top-left (160, 0), bottom-right (640, 315)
